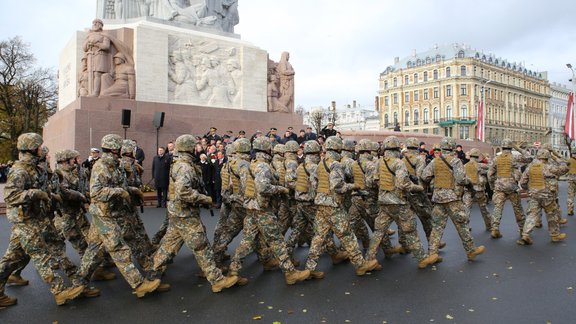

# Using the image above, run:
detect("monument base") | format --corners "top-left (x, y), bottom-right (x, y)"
top-left (43, 97), bottom-right (303, 182)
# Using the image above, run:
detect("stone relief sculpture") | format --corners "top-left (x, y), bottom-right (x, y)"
top-left (97, 0), bottom-right (239, 33)
top-left (267, 51), bottom-right (294, 113)
top-left (167, 36), bottom-right (241, 107)
top-left (80, 19), bottom-right (136, 99)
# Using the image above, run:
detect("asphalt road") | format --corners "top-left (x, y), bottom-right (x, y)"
top-left (2, 184), bottom-right (576, 324)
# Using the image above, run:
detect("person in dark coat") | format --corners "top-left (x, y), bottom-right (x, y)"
top-left (199, 153), bottom-right (215, 200)
top-left (286, 126), bottom-right (298, 141)
top-left (152, 147), bottom-right (171, 207)
top-left (212, 150), bottom-right (227, 208)
top-left (304, 126), bottom-right (317, 141)
top-left (320, 122), bottom-right (337, 138)
top-left (296, 129), bottom-right (306, 144)
top-left (134, 139), bottom-right (145, 165)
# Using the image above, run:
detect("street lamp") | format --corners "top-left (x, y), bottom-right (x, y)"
top-left (479, 79), bottom-right (491, 141)
top-left (566, 63), bottom-right (576, 151)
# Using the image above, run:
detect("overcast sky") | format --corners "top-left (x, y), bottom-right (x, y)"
top-left (2, 0), bottom-right (575, 109)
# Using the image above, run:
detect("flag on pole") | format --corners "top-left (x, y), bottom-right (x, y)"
top-left (476, 100), bottom-right (484, 141)
top-left (565, 92), bottom-right (575, 140)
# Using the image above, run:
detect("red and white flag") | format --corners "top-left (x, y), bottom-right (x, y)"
top-left (565, 92), bottom-right (575, 141)
top-left (476, 100), bottom-right (484, 141)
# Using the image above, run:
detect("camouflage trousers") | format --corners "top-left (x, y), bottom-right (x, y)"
top-left (428, 201), bottom-right (476, 256)
top-left (53, 209), bottom-right (88, 257)
top-left (491, 191), bottom-right (525, 231)
top-left (76, 210), bottom-right (144, 289)
top-left (229, 208), bottom-right (295, 274)
top-left (149, 205), bottom-right (224, 285)
top-left (277, 198), bottom-right (296, 235)
top-left (119, 207), bottom-right (154, 270)
top-left (463, 190), bottom-right (491, 230)
top-left (567, 180), bottom-right (576, 214)
top-left (348, 196), bottom-right (373, 249)
top-left (406, 192), bottom-right (433, 241)
top-left (286, 202), bottom-right (340, 257)
top-left (213, 200), bottom-right (232, 251)
top-left (523, 197), bottom-right (561, 237)
top-left (305, 206), bottom-right (365, 271)
top-left (151, 212), bottom-right (169, 246)
top-left (0, 221), bottom-right (67, 295)
top-left (366, 204), bottom-right (427, 262)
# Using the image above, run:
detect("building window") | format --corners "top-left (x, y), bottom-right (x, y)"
top-left (414, 73), bottom-right (418, 83)
top-left (393, 111), bottom-right (398, 124)
top-left (446, 85), bottom-right (452, 97)
top-left (433, 128), bottom-right (439, 135)
top-left (423, 89), bottom-right (429, 100)
top-left (393, 77), bottom-right (397, 87)
top-left (405, 92), bottom-right (410, 103)
top-left (384, 114), bottom-right (389, 127)
top-left (424, 108), bottom-right (429, 124)
top-left (404, 110), bottom-right (410, 126)
top-left (433, 87), bottom-right (439, 98)
top-left (446, 67), bottom-right (451, 78)
top-left (446, 106), bottom-right (452, 119)
top-left (414, 109), bottom-right (419, 125)
top-left (461, 105), bottom-right (468, 120)
top-left (384, 81), bottom-right (388, 89)
top-left (433, 107), bottom-right (439, 122)
top-left (423, 71), bottom-right (428, 82)
top-left (459, 126), bottom-right (469, 139)
top-left (460, 65), bottom-right (466, 76)
top-left (433, 69), bottom-right (438, 80)
top-left (423, 128), bottom-right (429, 134)
top-left (404, 75), bottom-right (409, 85)
top-left (414, 90), bottom-right (419, 101)
top-left (460, 84), bottom-right (467, 96)
top-left (384, 96), bottom-right (389, 106)
top-left (393, 93), bottom-right (398, 104)
top-left (457, 50), bottom-right (465, 58)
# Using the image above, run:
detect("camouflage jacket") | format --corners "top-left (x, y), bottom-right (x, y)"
top-left (422, 152), bottom-right (469, 204)
top-left (294, 156), bottom-right (318, 203)
top-left (366, 152), bottom-right (420, 205)
top-left (90, 152), bottom-right (126, 218)
top-left (520, 159), bottom-right (568, 200)
top-left (544, 156), bottom-right (569, 192)
top-left (4, 153), bottom-right (42, 223)
top-left (230, 154), bottom-right (250, 205)
top-left (284, 154), bottom-right (299, 192)
top-left (170, 153), bottom-right (209, 216)
top-left (55, 164), bottom-right (85, 211)
top-left (566, 157), bottom-right (576, 181)
top-left (487, 150), bottom-right (532, 192)
top-left (340, 153), bottom-right (355, 183)
top-left (403, 150), bottom-right (426, 181)
top-left (243, 153), bottom-right (287, 211)
top-left (314, 151), bottom-right (355, 207)
top-left (121, 156), bottom-right (143, 188)
top-left (463, 158), bottom-right (489, 192)
top-left (220, 155), bottom-right (235, 201)
top-left (354, 153), bottom-right (375, 197)
top-left (271, 155), bottom-right (286, 187)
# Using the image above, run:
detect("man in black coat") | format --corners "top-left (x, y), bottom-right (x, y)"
top-left (152, 147), bottom-right (171, 207)
top-left (320, 122), bottom-right (337, 138)
top-left (304, 126), bottom-right (317, 141)
top-left (134, 140), bottom-right (145, 165)
top-left (213, 150), bottom-right (227, 208)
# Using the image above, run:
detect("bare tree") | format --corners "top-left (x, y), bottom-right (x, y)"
top-left (309, 109), bottom-right (324, 135)
top-left (0, 36), bottom-right (57, 160)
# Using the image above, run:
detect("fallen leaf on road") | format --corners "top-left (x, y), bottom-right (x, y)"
top-left (468, 309), bottom-right (474, 312)
top-left (507, 266), bottom-right (513, 270)
top-left (492, 297), bottom-right (498, 301)
top-left (303, 309), bottom-right (307, 313)
top-left (267, 306), bottom-right (273, 310)
top-left (345, 292), bottom-right (351, 295)
top-left (252, 315), bottom-right (262, 320)
top-left (182, 310), bottom-right (187, 313)
top-left (446, 314), bottom-right (454, 320)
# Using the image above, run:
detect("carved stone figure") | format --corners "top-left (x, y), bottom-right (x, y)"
top-left (83, 19), bottom-right (113, 97)
top-left (100, 52), bottom-right (136, 98)
top-left (226, 59), bottom-right (242, 106)
top-left (267, 52), bottom-right (294, 113)
top-left (267, 74), bottom-right (287, 113)
top-left (78, 56), bottom-right (89, 97)
top-left (169, 49), bottom-right (199, 101)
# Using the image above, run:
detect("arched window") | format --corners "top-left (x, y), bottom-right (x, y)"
top-left (414, 109), bottom-right (419, 125)
top-left (457, 50), bottom-right (465, 58)
top-left (424, 108), bottom-right (429, 124)
top-left (384, 114), bottom-right (389, 127)
top-left (461, 105), bottom-right (468, 120)
top-left (433, 107), bottom-right (439, 122)
top-left (446, 105), bottom-right (452, 119)
top-left (393, 111), bottom-right (398, 124)
top-left (460, 65), bottom-right (466, 76)
top-left (404, 110), bottom-right (410, 126)
top-left (433, 69), bottom-right (438, 80)
top-left (414, 73), bottom-right (418, 83)
top-left (446, 67), bottom-right (451, 78)
top-left (423, 71), bottom-right (428, 82)
top-left (404, 75), bottom-right (409, 85)
top-left (384, 81), bottom-right (388, 89)
top-left (393, 77), bottom-right (397, 87)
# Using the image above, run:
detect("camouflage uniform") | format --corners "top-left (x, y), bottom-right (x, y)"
top-left (148, 135), bottom-right (233, 290)
top-left (421, 137), bottom-right (484, 260)
top-left (212, 145), bottom-right (236, 256)
top-left (365, 136), bottom-right (434, 267)
top-left (76, 134), bottom-right (149, 290)
top-left (282, 141), bottom-right (300, 236)
top-left (518, 150), bottom-right (568, 244)
top-left (271, 144), bottom-right (291, 233)
top-left (462, 149), bottom-right (491, 231)
top-left (566, 153), bottom-right (576, 215)
top-left (305, 137), bottom-right (375, 275)
top-left (0, 133), bottom-right (84, 305)
top-left (487, 139), bottom-right (532, 238)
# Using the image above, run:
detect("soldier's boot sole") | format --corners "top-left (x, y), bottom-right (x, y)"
top-left (228, 271), bottom-right (249, 286)
top-left (82, 286), bottom-right (101, 298)
top-left (467, 245), bottom-right (486, 261)
top-left (356, 259), bottom-right (379, 276)
top-left (262, 258), bottom-right (280, 271)
top-left (157, 283), bottom-right (171, 293)
top-left (92, 268), bottom-right (116, 281)
top-left (438, 241), bottom-right (447, 250)
top-left (306, 271), bottom-right (325, 280)
top-left (534, 223), bottom-right (543, 228)
top-left (490, 230), bottom-right (502, 239)
top-left (7, 274), bottom-right (29, 286)
top-left (330, 251), bottom-right (349, 265)
top-left (387, 229), bottom-right (396, 236)
top-left (284, 270), bottom-right (310, 285)
top-left (551, 233), bottom-right (567, 242)
top-left (433, 256), bottom-right (443, 264)
top-left (55, 285), bottom-right (85, 306)
top-left (0, 295), bottom-right (17, 307)
top-left (559, 218), bottom-right (568, 225)
top-left (133, 279), bottom-right (161, 298)
top-left (212, 276), bottom-right (239, 293)
top-left (418, 254), bottom-right (439, 269)
top-left (568, 210), bottom-right (574, 216)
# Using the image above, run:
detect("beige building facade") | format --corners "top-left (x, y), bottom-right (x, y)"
top-left (377, 44), bottom-right (550, 147)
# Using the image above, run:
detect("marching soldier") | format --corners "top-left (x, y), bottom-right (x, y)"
top-left (463, 148), bottom-right (491, 231)
top-left (567, 150), bottom-right (576, 216)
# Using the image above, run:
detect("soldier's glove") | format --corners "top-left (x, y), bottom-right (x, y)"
top-left (410, 184), bottom-right (424, 193)
top-left (200, 195), bottom-right (213, 206)
top-left (31, 190), bottom-right (50, 202)
top-left (278, 187), bottom-right (290, 195)
top-left (128, 187), bottom-right (144, 202)
top-left (51, 193), bottom-right (63, 204)
top-left (119, 190), bottom-right (132, 204)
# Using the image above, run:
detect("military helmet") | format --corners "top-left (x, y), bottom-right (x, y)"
top-left (121, 139), bottom-right (136, 155)
top-left (40, 146), bottom-right (49, 159)
top-left (371, 141), bottom-right (380, 152)
top-left (440, 137), bottom-right (456, 151)
top-left (175, 134), bottom-right (197, 152)
top-left (17, 133), bottom-right (43, 151)
top-left (342, 139), bottom-right (356, 152)
top-left (405, 137), bottom-right (420, 149)
top-left (69, 150), bottom-right (80, 159)
top-left (252, 136), bottom-right (272, 152)
top-left (55, 150), bottom-right (68, 163)
top-left (101, 134), bottom-right (123, 150)
top-left (537, 149), bottom-right (550, 160)
top-left (325, 136), bottom-right (343, 151)
top-left (273, 144), bottom-right (286, 154)
top-left (469, 148), bottom-right (480, 158)
top-left (501, 138), bottom-right (514, 149)
top-left (356, 139), bottom-right (372, 152)
top-left (225, 143), bottom-right (236, 156)
top-left (284, 140), bottom-right (299, 153)
top-left (383, 136), bottom-right (401, 150)
top-left (234, 138), bottom-right (251, 153)
top-left (303, 140), bottom-right (321, 154)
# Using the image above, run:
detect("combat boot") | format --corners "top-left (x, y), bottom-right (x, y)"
top-left (306, 271), bottom-right (325, 280)
top-left (133, 279), bottom-right (161, 298)
top-left (417, 254), bottom-right (439, 269)
top-left (386, 245), bottom-right (406, 254)
top-left (291, 258), bottom-right (301, 267)
top-left (92, 267), bottom-right (116, 281)
top-left (439, 241), bottom-right (447, 250)
top-left (559, 218), bottom-right (568, 225)
top-left (284, 270), bottom-right (310, 285)
top-left (54, 285), bottom-right (85, 306)
top-left (534, 222), bottom-right (543, 228)
top-left (7, 274), bottom-right (29, 286)
top-left (330, 251), bottom-right (348, 265)
top-left (228, 271), bottom-right (249, 286)
top-left (516, 235), bottom-right (533, 246)
top-left (387, 229), bottom-right (396, 236)
top-left (568, 210), bottom-right (574, 216)
top-left (0, 294), bottom-right (17, 307)
top-left (551, 233), bottom-right (567, 242)
top-left (262, 258), bottom-right (280, 271)
top-left (467, 245), bottom-right (486, 261)
top-left (157, 283), bottom-right (171, 293)
top-left (82, 286), bottom-right (101, 298)
top-left (433, 256), bottom-right (443, 264)
top-left (356, 259), bottom-right (379, 276)
top-left (211, 275), bottom-right (239, 292)
top-left (490, 229), bottom-right (502, 239)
